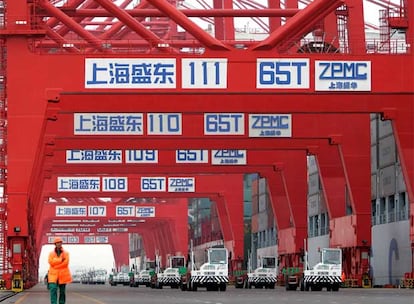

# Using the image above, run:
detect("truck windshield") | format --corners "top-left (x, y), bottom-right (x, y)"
top-left (322, 249), bottom-right (341, 264)
top-left (262, 257), bottom-right (276, 268)
top-left (171, 257), bottom-right (185, 268)
top-left (209, 249), bottom-right (227, 264)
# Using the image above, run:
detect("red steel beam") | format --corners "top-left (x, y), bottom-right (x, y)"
top-left (111, 234), bottom-right (131, 269)
top-left (93, 0), bottom-right (174, 53)
top-left (145, 0), bottom-right (230, 50)
top-left (46, 0), bottom-right (100, 36)
top-left (253, 0), bottom-right (343, 50)
top-left (38, 0), bottom-right (109, 52)
top-left (39, 199), bottom-right (188, 263)
top-left (52, 8), bottom-right (300, 17)
top-left (41, 174), bottom-right (245, 260)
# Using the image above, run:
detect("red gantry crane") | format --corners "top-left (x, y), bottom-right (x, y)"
top-left (0, 0), bottom-right (412, 290)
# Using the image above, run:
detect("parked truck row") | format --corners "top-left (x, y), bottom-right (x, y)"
top-left (111, 245), bottom-right (343, 292)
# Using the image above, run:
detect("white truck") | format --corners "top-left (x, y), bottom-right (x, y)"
top-left (246, 256), bottom-right (277, 289)
top-left (136, 269), bottom-right (152, 287)
top-left (157, 256), bottom-right (186, 289)
top-left (110, 271), bottom-right (130, 286)
top-left (91, 269), bottom-right (107, 284)
top-left (302, 248), bottom-right (343, 291)
top-left (184, 247), bottom-right (229, 291)
top-left (130, 259), bottom-right (156, 287)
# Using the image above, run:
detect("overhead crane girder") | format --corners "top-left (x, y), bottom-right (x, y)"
top-left (43, 111), bottom-right (372, 242)
top-left (50, 93), bottom-right (412, 211)
top-left (4, 0), bottom-right (411, 54)
top-left (41, 147), bottom-right (320, 256)
top-left (42, 174), bottom-right (245, 260)
top-left (33, 104), bottom-right (388, 280)
top-left (42, 111), bottom-right (373, 276)
top-left (6, 55), bottom-right (413, 248)
top-left (42, 212), bottom-right (183, 267)
top-left (38, 197), bottom-right (189, 262)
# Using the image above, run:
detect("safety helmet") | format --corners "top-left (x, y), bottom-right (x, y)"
top-left (53, 237), bottom-right (63, 244)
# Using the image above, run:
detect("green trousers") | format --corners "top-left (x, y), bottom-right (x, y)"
top-left (49, 283), bottom-right (66, 304)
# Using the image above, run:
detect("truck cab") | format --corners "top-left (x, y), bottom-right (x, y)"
top-left (302, 248), bottom-right (342, 291)
top-left (246, 256), bottom-right (277, 289)
top-left (188, 247), bottom-right (229, 291)
top-left (157, 256), bottom-right (186, 289)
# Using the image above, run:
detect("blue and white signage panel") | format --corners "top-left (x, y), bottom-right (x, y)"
top-left (140, 177), bottom-right (167, 192)
top-left (204, 113), bottom-right (245, 135)
top-left (257, 58), bottom-right (310, 89)
top-left (102, 177), bottom-right (128, 192)
top-left (147, 113), bottom-right (182, 135)
top-left (315, 60), bottom-right (371, 91)
top-left (98, 228), bottom-right (112, 232)
top-left (112, 228), bottom-right (129, 232)
top-left (85, 58), bottom-right (176, 89)
top-left (76, 228), bottom-right (91, 233)
top-left (51, 228), bottom-right (75, 232)
top-left (88, 206), bottom-right (107, 217)
top-left (96, 236), bottom-right (109, 243)
top-left (47, 236), bottom-right (68, 244)
top-left (248, 114), bottom-right (292, 137)
top-left (66, 236), bottom-right (80, 244)
top-left (84, 236), bottom-right (95, 244)
top-left (116, 205), bottom-right (136, 217)
top-left (58, 177), bottom-right (100, 192)
top-left (136, 206), bottom-right (155, 217)
top-left (49, 236), bottom-right (79, 243)
top-left (168, 177), bottom-right (195, 192)
top-left (56, 206), bottom-right (87, 217)
top-left (211, 150), bottom-right (247, 165)
top-left (126, 150), bottom-right (158, 163)
top-left (66, 149), bottom-right (122, 163)
top-left (176, 150), bottom-right (209, 163)
top-left (181, 58), bottom-right (228, 89)
top-left (74, 113), bottom-right (143, 135)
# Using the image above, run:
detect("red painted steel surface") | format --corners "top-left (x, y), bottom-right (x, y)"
top-left (0, 0), bottom-right (412, 289)
top-left (42, 174), bottom-right (243, 264)
top-left (40, 197), bottom-right (189, 264)
top-left (43, 111), bottom-right (371, 246)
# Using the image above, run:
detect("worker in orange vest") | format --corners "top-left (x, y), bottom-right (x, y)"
top-left (48, 237), bottom-right (72, 304)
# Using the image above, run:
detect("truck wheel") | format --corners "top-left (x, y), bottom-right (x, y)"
top-left (327, 285), bottom-right (332, 291)
top-left (219, 283), bottom-right (226, 291)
